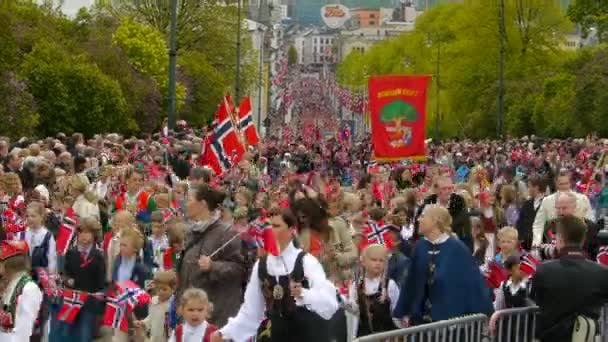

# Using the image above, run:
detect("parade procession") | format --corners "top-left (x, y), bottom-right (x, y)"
top-left (1, 0), bottom-right (608, 341)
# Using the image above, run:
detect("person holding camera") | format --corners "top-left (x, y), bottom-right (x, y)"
top-left (531, 215), bottom-right (608, 341)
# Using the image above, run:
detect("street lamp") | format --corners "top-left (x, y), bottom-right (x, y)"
top-left (427, 33), bottom-right (440, 140)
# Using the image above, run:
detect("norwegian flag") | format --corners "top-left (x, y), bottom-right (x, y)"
top-left (115, 281), bottom-right (151, 312)
top-left (597, 246), bottom-right (608, 265)
top-left (56, 208), bottom-right (79, 256)
top-left (484, 261), bottom-right (509, 289)
top-left (57, 289), bottom-right (89, 323)
top-left (358, 220), bottom-right (394, 249)
top-left (520, 252), bottom-right (540, 276)
top-left (103, 295), bottom-right (128, 332)
top-left (238, 97), bottom-right (260, 146)
top-left (246, 218), bottom-right (279, 256)
top-left (200, 95), bottom-right (246, 176)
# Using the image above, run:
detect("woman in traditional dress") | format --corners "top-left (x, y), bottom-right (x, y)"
top-left (393, 205), bottom-right (493, 326)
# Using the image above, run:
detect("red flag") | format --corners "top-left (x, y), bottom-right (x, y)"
top-left (216, 95), bottom-right (245, 163)
top-left (248, 218), bottom-right (279, 256)
top-left (598, 246), bottom-right (608, 266)
top-left (485, 261), bottom-right (509, 289)
top-left (368, 75), bottom-right (431, 161)
top-left (57, 289), bottom-right (88, 323)
top-left (238, 97), bottom-right (260, 146)
top-left (520, 252), bottom-right (540, 276)
top-left (56, 208), bottom-right (78, 256)
top-left (357, 220), bottom-right (394, 250)
top-left (115, 281), bottom-right (151, 312)
top-left (200, 133), bottom-right (226, 176)
top-left (103, 293), bottom-right (128, 332)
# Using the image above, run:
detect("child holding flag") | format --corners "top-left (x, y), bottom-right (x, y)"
top-left (50, 217), bottom-right (105, 342)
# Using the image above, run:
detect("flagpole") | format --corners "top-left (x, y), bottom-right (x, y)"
top-left (235, 0), bottom-right (242, 104)
top-left (257, 26), bottom-right (264, 134)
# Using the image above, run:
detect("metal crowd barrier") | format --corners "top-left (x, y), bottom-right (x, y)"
top-left (352, 304), bottom-right (608, 342)
top-left (490, 306), bottom-right (538, 342)
top-left (352, 314), bottom-right (488, 342)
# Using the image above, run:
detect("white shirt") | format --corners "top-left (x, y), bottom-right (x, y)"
top-left (346, 277), bottom-right (400, 336)
top-left (169, 321), bottom-right (209, 342)
top-left (0, 272), bottom-right (43, 342)
top-left (72, 194), bottom-right (100, 220)
top-left (19, 227), bottom-right (57, 273)
top-left (494, 279), bottom-right (529, 310)
top-left (532, 191), bottom-right (592, 245)
top-left (117, 256), bottom-right (136, 282)
top-left (149, 235), bottom-right (169, 271)
top-left (220, 242), bottom-right (339, 342)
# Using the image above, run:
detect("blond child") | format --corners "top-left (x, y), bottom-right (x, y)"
top-left (495, 226), bottom-right (520, 265)
top-left (111, 227), bottom-right (150, 342)
top-left (347, 244), bottom-right (400, 339)
top-left (170, 288), bottom-right (217, 342)
top-left (106, 210), bottom-right (136, 282)
top-left (135, 270), bottom-right (177, 342)
top-left (20, 201), bottom-right (57, 274)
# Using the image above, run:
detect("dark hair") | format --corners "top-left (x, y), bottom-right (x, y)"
top-left (528, 174), bottom-right (545, 190)
top-left (293, 197), bottom-right (329, 234)
top-left (269, 207), bottom-right (298, 228)
top-left (195, 184), bottom-right (226, 211)
top-left (503, 255), bottom-right (521, 271)
top-left (555, 215), bottom-right (587, 246)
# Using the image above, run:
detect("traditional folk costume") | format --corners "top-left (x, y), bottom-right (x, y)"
top-left (393, 234), bottom-right (493, 325)
top-left (0, 241), bottom-right (44, 342)
top-left (219, 242), bottom-right (339, 342)
top-left (347, 275), bottom-right (399, 338)
top-left (169, 321), bottom-right (217, 342)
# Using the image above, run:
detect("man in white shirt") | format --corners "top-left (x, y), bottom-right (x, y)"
top-left (211, 208), bottom-right (339, 342)
top-left (532, 174), bottom-right (592, 247)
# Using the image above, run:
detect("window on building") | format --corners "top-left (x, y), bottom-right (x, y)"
top-left (369, 20), bottom-right (376, 26)
top-left (369, 13), bottom-right (375, 18)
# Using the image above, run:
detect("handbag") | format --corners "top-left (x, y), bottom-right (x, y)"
top-left (571, 315), bottom-right (597, 342)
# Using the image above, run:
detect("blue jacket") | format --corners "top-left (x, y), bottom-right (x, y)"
top-left (393, 236), bottom-right (493, 323)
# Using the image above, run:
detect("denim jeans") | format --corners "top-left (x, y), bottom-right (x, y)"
top-left (49, 306), bottom-right (97, 342)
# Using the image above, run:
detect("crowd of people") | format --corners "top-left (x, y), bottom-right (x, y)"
top-left (0, 126), bottom-right (607, 342)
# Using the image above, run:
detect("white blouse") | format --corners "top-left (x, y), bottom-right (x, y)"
top-left (19, 227), bottom-right (57, 273)
top-left (345, 277), bottom-right (400, 336)
top-left (0, 272), bottom-right (43, 342)
top-left (219, 242), bottom-right (339, 342)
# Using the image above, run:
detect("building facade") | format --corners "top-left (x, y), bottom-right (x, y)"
top-left (351, 9), bottom-right (382, 28)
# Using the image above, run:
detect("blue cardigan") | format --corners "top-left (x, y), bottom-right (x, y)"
top-left (393, 236), bottom-right (493, 322)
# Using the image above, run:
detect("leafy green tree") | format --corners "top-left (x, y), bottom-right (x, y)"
top-left (112, 18), bottom-right (168, 78)
top-left (21, 41), bottom-right (136, 136)
top-left (0, 71), bottom-right (39, 139)
top-left (338, 1), bottom-right (572, 138)
top-left (567, 0), bottom-right (608, 42)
